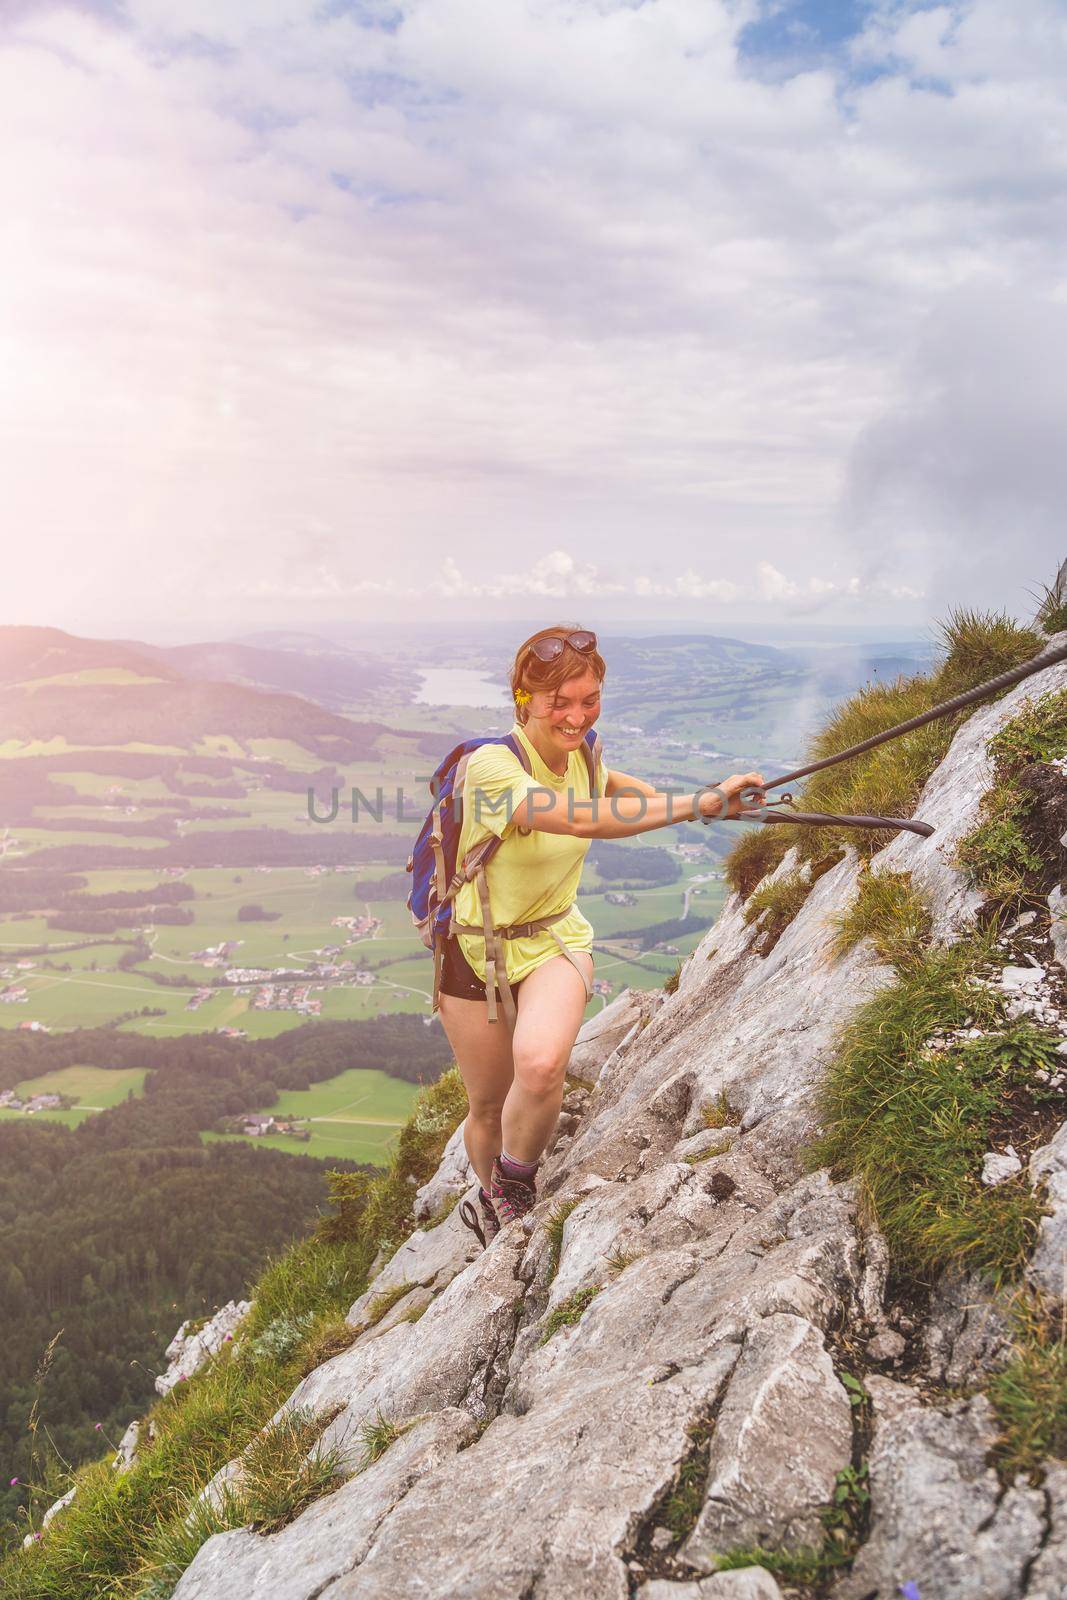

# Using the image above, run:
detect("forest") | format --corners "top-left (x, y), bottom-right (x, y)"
top-left (0, 1012), bottom-right (454, 1528)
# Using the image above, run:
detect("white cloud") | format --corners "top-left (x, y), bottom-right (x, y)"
top-left (0, 0), bottom-right (1064, 630)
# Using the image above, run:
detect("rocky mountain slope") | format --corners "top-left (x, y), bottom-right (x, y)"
top-left (137, 638), bottom-right (1067, 1600)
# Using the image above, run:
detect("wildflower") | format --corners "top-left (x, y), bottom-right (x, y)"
top-left (94, 1422), bottom-right (102, 1431)
top-left (513, 688), bottom-right (532, 706)
top-left (898, 1584), bottom-right (921, 1600)
top-left (33, 1532), bottom-right (42, 1541)
top-left (224, 1333), bottom-right (233, 1341)
top-left (9, 1477), bottom-right (17, 1486)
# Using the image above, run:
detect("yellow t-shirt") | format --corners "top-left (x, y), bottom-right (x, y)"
top-left (452, 722), bottom-right (604, 987)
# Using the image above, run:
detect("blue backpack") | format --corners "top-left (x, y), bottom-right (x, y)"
top-left (405, 728), bottom-right (602, 1023)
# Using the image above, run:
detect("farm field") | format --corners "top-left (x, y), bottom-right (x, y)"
top-left (0, 1063), bottom-right (149, 1128)
top-left (201, 1066), bottom-right (420, 1164)
top-left (0, 841), bottom-right (729, 1033)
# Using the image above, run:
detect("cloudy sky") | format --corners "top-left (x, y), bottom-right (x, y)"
top-left (2, 0), bottom-right (1065, 640)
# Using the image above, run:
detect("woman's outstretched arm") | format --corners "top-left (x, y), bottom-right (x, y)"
top-left (510, 770), bottom-right (766, 840)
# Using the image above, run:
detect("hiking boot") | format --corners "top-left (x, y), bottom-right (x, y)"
top-left (458, 1187), bottom-right (501, 1250)
top-left (489, 1156), bottom-right (537, 1226)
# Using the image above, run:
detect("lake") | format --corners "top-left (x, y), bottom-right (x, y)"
top-left (414, 668), bottom-right (511, 708)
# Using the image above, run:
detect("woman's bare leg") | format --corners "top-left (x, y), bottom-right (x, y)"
top-left (436, 991), bottom-right (516, 1191)
top-left (501, 952), bottom-right (593, 1164)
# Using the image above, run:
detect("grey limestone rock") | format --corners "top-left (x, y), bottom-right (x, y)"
top-left (836, 1386), bottom-right (1046, 1600)
top-left (875, 641), bottom-right (1067, 943)
top-left (111, 1416), bottom-right (142, 1473)
top-left (412, 1121), bottom-right (471, 1222)
top-left (865, 1328), bottom-right (906, 1362)
top-left (1029, 1121), bottom-right (1067, 1304)
top-left (640, 1573), bottom-right (783, 1600)
top-left (1029, 1460), bottom-right (1067, 1600)
top-left (567, 985), bottom-right (658, 1085)
top-left (345, 1201), bottom-right (481, 1328)
top-left (156, 1299), bottom-right (252, 1395)
top-left (1049, 883), bottom-right (1067, 974)
top-left (683, 1313), bottom-right (853, 1563)
top-left (920, 1266), bottom-right (1013, 1386)
top-left (299, 1230), bottom-right (526, 1466)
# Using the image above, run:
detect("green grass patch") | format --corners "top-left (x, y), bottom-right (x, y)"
top-left (813, 940), bottom-right (1051, 1285)
top-left (742, 867), bottom-right (812, 938)
top-left (953, 688), bottom-right (1067, 904)
top-left (356, 1410), bottom-right (411, 1470)
top-left (724, 607), bottom-right (1045, 884)
top-left (829, 869), bottom-right (932, 972)
top-left (690, 1138), bottom-right (733, 1163)
top-left (988, 1301), bottom-right (1067, 1480)
top-left (357, 1282), bottom-right (415, 1332)
top-left (660, 1419), bottom-right (714, 1540)
top-left (702, 1091), bottom-right (733, 1130)
top-left (544, 1200), bottom-right (581, 1280)
top-left (954, 784), bottom-right (1045, 903)
top-left (540, 1285), bottom-right (600, 1344)
top-left (722, 826), bottom-right (792, 899)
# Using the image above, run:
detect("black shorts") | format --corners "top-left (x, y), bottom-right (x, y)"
top-left (437, 935), bottom-right (528, 1004)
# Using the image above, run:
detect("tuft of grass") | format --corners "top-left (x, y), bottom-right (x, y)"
top-left (604, 1246), bottom-right (637, 1275)
top-left (702, 1091), bottom-right (733, 1130)
top-left (660, 1420), bottom-right (714, 1540)
top-left (789, 672), bottom-right (961, 863)
top-left (829, 868), bottom-right (932, 972)
top-left (954, 785), bottom-right (1045, 902)
top-left (932, 607), bottom-right (1043, 700)
top-left (400, 1301), bottom-right (428, 1325)
top-left (355, 1409), bottom-right (411, 1471)
top-left (742, 868), bottom-right (812, 936)
top-left (299, 1319), bottom-right (357, 1376)
top-left (238, 1405), bottom-right (344, 1535)
top-left (723, 826), bottom-right (792, 899)
top-left (545, 1200), bottom-right (581, 1280)
top-left (127, 1406), bottom-right (343, 1597)
top-left (737, 607), bottom-right (1045, 872)
top-left (663, 961), bottom-right (682, 995)
top-left (357, 1281), bottom-right (416, 1333)
top-left (986, 688), bottom-right (1067, 774)
top-left (988, 1298), bottom-right (1067, 1479)
top-left (691, 1138), bottom-right (733, 1163)
top-left (1031, 581), bottom-right (1067, 639)
top-left (813, 938), bottom-right (1049, 1285)
top-left (127, 1487), bottom-right (241, 1600)
top-left (540, 1286), bottom-right (600, 1344)
top-left (953, 689), bottom-right (1067, 904)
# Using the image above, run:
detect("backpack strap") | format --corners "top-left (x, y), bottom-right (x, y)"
top-left (581, 728), bottom-right (603, 798)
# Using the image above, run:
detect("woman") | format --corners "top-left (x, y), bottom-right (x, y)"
top-left (437, 623), bottom-right (765, 1242)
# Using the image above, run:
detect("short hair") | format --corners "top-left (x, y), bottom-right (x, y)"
top-left (508, 623), bottom-right (606, 726)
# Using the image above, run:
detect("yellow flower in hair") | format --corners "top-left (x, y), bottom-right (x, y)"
top-left (513, 688), bottom-right (532, 706)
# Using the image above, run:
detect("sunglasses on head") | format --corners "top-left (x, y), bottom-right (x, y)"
top-left (526, 630), bottom-right (598, 664)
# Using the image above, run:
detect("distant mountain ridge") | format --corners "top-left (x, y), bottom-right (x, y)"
top-left (0, 625), bottom-right (409, 762)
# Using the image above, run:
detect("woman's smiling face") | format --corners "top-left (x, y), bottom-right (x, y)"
top-left (528, 666), bottom-right (602, 759)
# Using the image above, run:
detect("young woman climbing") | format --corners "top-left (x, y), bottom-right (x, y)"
top-left (437, 623), bottom-right (766, 1243)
